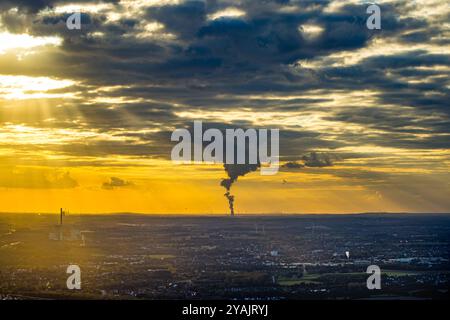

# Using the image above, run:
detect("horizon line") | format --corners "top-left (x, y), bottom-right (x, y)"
top-left (1, 211), bottom-right (450, 216)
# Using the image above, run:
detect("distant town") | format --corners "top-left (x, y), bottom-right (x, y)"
top-left (0, 213), bottom-right (449, 299)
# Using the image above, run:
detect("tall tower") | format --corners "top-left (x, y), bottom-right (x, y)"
top-left (60, 208), bottom-right (64, 225)
top-left (58, 208), bottom-right (65, 241)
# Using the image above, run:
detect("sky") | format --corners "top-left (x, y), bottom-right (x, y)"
top-left (0, 0), bottom-right (449, 214)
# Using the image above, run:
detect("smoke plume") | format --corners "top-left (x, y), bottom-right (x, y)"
top-left (221, 163), bottom-right (259, 216)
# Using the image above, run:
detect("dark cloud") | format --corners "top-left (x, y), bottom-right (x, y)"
top-left (102, 176), bottom-right (133, 189)
top-left (302, 152), bottom-right (333, 167)
top-left (282, 161), bottom-right (304, 169)
top-left (0, 0), bottom-right (118, 13)
top-left (282, 152), bottom-right (334, 170)
top-left (0, 0), bottom-right (448, 164)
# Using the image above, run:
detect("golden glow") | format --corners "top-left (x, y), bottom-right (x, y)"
top-left (208, 8), bottom-right (246, 20)
top-left (0, 75), bottom-right (75, 100)
top-left (300, 24), bottom-right (324, 39)
top-left (52, 3), bottom-right (113, 14)
top-left (0, 32), bottom-right (61, 54)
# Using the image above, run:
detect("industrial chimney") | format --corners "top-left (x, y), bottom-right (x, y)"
top-left (60, 208), bottom-right (64, 225)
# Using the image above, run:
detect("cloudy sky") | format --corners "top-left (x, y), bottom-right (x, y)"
top-left (0, 0), bottom-right (448, 214)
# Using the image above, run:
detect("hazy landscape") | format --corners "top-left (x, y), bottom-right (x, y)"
top-left (0, 213), bottom-right (449, 300)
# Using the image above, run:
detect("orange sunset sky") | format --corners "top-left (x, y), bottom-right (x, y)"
top-left (0, 0), bottom-right (449, 214)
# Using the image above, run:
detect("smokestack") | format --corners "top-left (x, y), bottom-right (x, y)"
top-left (60, 208), bottom-right (64, 225)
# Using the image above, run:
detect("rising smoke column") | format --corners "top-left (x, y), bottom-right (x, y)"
top-left (221, 163), bottom-right (259, 216)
